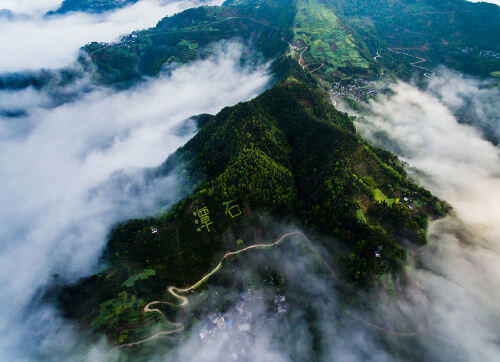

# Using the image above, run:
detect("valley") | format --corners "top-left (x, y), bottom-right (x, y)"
top-left (0, 0), bottom-right (498, 360)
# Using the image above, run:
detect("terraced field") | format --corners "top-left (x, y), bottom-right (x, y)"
top-left (293, 0), bottom-right (369, 73)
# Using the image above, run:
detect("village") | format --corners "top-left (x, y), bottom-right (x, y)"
top-left (460, 47), bottom-right (500, 59)
top-left (329, 78), bottom-right (378, 102)
top-left (197, 289), bottom-right (287, 346)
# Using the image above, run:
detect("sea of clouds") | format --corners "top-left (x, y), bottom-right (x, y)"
top-left (352, 72), bottom-right (500, 361)
top-left (0, 0), bottom-right (499, 360)
top-left (469, 0), bottom-right (500, 5)
top-left (0, 0), bottom-right (224, 72)
top-left (0, 22), bottom-right (270, 362)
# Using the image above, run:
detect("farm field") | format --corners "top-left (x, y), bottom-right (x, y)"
top-left (293, 0), bottom-right (369, 74)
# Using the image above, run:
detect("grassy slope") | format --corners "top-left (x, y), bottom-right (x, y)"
top-left (293, 0), bottom-right (369, 73)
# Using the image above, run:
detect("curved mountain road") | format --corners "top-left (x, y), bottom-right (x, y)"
top-left (117, 231), bottom-right (428, 349)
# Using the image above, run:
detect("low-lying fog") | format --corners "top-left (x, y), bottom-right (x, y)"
top-left (145, 68), bottom-right (500, 362)
top-left (103, 69), bottom-right (499, 362)
top-left (0, 40), bottom-right (270, 359)
top-left (0, 0), bottom-right (224, 72)
top-left (0, 0), bottom-right (499, 359)
top-left (350, 70), bottom-right (500, 361)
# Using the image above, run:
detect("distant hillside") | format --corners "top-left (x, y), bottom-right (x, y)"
top-left (78, 0), bottom-right (499, 89)
top-left (79, 0), bottom-right (380, 86)
top-left (80, 1), bottom-right (295, 87)
top-left (48, 0), bottom-right (139, 14)
top-left (328, 0), bottom-right (500, 77)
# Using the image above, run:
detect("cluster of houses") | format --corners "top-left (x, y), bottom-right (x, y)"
top-left (197, 289), bottom-right (287, 341)
top-left (329, 79), bottom-right (378, 102)
top-left (479, 50), bottom-right (500, 59)
top-left (460, 47), bottom-right (500, 59)
top-left (89, 0), bottom-right (130, 9)
top-left (399, 195), bottom-right (414, 211)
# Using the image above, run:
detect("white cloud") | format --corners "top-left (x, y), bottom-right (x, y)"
top-left (426, 67), bottom-right (500, 145)
top-left (351, 73), bottom-right (500, 360)
top-left (0, 0), bottom-right (63, 15)
top-left (0, 87), bottom-right (51, 110)
top-left (358, 79), bottom-right (500, 243)
top-left (0, 0), bottom-right (224, 72)
top-left (0, 42), bottom-right (270, 359)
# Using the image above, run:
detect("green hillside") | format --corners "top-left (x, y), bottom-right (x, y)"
top-left (291, 0), bottom-right (370, 79)
top-left (52, 0), bottom-right (500, 353)
top-left (59, 66), bottom-right (447, 346)
top-left (76, 0), bottom-right (499, 89)
top-left (3, 0), bottom-right (498, 94)
top-left (328, 0), bottom-right (500, 77)
top-left (79, 0), bottom-right (378, 87)
top-left (80, 1), bottom-right (295, 87)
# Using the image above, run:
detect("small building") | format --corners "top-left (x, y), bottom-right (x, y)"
top-left (215, 317), bottom-right (225, 329)
top-left (238, 323), bottom-right (250, 332)
top-left (208, 313), bottom-right (218, 323)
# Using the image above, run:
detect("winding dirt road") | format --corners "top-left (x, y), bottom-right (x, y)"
top-left (387, 48), bottom-right (435, 79)
top-left (117, 231), bottom-right (427, 349)
top-left (118, 231), bottom-right (307, 349)
top-left (167, 231), bottom-right (305, 305)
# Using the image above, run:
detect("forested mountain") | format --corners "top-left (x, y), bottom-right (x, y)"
top-left (59, 61), bottom-right (447, 348)
top-left (54, 0), bottom-right (496, 355)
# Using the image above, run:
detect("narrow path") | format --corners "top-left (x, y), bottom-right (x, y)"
top-left (309, 63), bottom-right (324, 73)
top-left (117, 327), bottom-right (184, 349)
top-left (387, 47), bottom-right (434, 79)
top-left (298, 46), bottom-right (308, 69)
top-left (118, 231), bottom-right (309, 349)
top-left (167, 231), bottom-right (306, 305)
top-left (144, 301), bottom-right (184, 326)
top-left (289, 43), bottom-right (320, 73)
top-left (117, 231), bottom-right (427, 349)
top-left (410, 11), bottom-right (455, 16)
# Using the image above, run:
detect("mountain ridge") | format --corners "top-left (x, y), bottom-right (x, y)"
top-left (58, 69), bottom-right (448, 348)
top-left (49, 0), bottom-right (496, 354)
